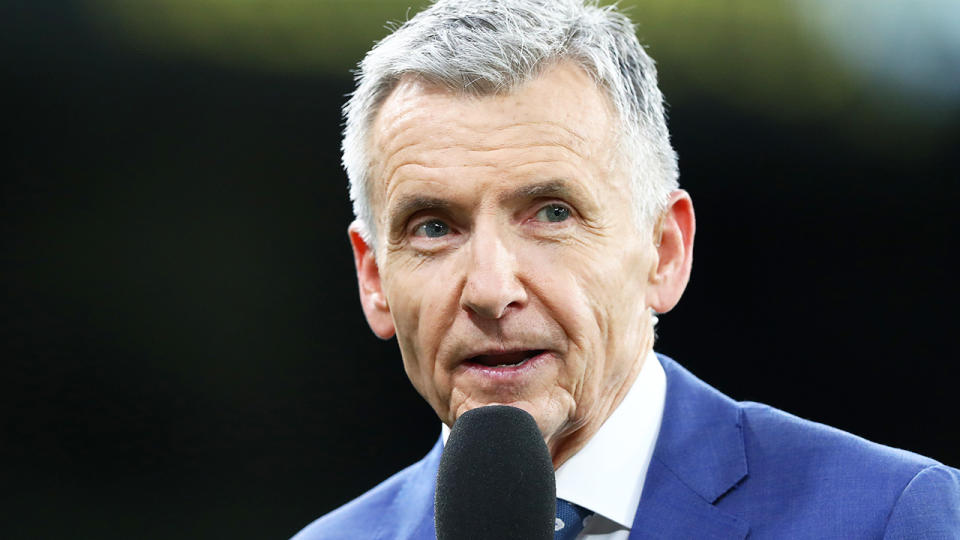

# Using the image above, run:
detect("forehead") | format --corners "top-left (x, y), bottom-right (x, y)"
top-left (376, 62), bottom-right (614, 133)
top-left (368, 62), bottom-right (621, 218)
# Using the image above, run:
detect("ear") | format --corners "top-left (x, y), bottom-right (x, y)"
top-left (647, 190), bottom-right (696, 314)
top-left (348, 221), bottom-right (396, 339)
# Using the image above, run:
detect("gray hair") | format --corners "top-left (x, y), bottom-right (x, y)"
top-left (343, 0), bottom-right (679, 249)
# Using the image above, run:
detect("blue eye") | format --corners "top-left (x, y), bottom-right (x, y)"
top-left (414, 219), bottom-right (450, 238)
top-left (535, 204), bottom-right (571, 223)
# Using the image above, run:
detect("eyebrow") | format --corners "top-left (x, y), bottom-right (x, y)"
top-left (498, 179), bottom-right (573, 204)
top-left (387, 195), bottom-right (454, 234)
top-left (385, 179), bottom-right (583, 234)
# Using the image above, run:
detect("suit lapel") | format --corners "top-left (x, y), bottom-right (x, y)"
top-left (628, 356), bottom-right (750, 539)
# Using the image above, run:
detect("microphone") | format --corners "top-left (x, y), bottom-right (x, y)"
top-left (435, 405), bottom-right (555, 540)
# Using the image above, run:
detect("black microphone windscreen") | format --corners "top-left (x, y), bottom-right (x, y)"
top-left (435, 405), bottom-right (555, 540)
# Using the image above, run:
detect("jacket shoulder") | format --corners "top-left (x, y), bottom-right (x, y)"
top-left (738, 399), bottom-right (939, 474)
top-left (656, 355), bottom-right (959, 535)
top-left (883, 463), bottom-right (960, 538)
top-left (291, 464), bottom-right (413, 540)
top-left (291, 440), bottom-right (442, 540)
top-left (730, 400), bottom-right (960, 535)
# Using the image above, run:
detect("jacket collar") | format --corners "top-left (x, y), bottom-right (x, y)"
top-left (628, 354), bottom-right (750, 539)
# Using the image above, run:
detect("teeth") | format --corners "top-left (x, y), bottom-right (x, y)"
top-left (469, 350), bottom-right (543, 367)
top-left (494, 358), bottom-right (528, 368)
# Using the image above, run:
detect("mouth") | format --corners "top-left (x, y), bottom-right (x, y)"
top-left (454, 348), bottom-right (555, 388)
top-left (465, 349), bottom-right (546, 369)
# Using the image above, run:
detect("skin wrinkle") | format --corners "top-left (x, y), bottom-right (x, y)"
top-left (380, 141), bottom-right (594, 204)
top-left (352, 62), bottom-right (687, 467)
top-left (391, 139), bottom-right (590, 156)
top-left (373, 81), bottom-right (603, 207)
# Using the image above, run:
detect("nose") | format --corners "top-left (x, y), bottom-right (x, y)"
top-left (460, 227), bottom-right (527, 319)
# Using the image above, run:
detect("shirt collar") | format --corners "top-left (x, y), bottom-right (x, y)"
top-left (554, 350), bottom-right (666, 529)
top-left (440, 350), bottom-right (666, 530)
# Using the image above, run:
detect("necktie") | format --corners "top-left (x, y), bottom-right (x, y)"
top-left (554, 498), bottom-right (592, 540)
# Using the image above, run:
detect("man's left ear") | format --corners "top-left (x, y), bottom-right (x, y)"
top-left (647, 190), bottom-right (695, 314)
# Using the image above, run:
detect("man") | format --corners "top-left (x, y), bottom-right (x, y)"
top-left (294, 0), bottom-right (960, 538)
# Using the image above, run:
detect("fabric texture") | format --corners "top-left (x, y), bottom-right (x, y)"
top-left (555, 498), bottom-right (592, 539)
top-left (291, 354), bottom-right (960, 539)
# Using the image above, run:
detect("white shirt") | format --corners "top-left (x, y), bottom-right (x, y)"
top-left (441, 350), bottom-right (667, 539)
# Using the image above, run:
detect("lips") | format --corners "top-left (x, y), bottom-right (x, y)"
top-left (454, 348), bottom-right (554, 388)
top-left (467, 350), bottom-right (545, 368)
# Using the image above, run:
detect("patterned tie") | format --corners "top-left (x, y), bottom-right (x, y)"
top-left (554, 498), bottom-right (593, 540)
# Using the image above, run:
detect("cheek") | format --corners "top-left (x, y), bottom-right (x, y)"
top-left (555, 243), bottom-right (651, 384)
top-left (383, 256), bottom-right (461, 385)
top-left (547, 248), bottom-right (631, 341)
top-left (523, 252), bottom-right (608, 391)
top-left (383, 255), bottom-right (443, 337)
top-left (590, 247), bottom-right (653, 381)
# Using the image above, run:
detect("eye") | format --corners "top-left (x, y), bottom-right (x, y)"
top-left (413, 219), bottom-right (450, 238)
top-left (534, 203), bottom-right (571, 223)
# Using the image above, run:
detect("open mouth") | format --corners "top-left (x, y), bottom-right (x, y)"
top-left (466, 350), bottom-right (545, 368)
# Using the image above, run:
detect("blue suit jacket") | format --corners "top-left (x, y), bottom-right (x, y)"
top-left (293, 355), bottom-right (960, 539)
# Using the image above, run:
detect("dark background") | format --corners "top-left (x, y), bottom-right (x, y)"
top-left (3, 1), bottom-right (957, 538)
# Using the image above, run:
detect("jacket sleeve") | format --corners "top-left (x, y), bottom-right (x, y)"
top-left (883, 464), bottom-right (960, 539)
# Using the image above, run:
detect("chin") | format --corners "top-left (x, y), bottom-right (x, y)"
top-left (469, 399), bottom-right (566, 437)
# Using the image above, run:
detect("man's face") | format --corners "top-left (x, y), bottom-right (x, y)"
top-left (358, 62), bottom-right (663, 461)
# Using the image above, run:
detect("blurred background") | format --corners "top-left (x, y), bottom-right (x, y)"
top-left (2, 0), bottom-right (958, 538)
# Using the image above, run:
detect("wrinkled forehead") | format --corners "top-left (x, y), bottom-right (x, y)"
top-left (366, 63), bottom-right (623, 216)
